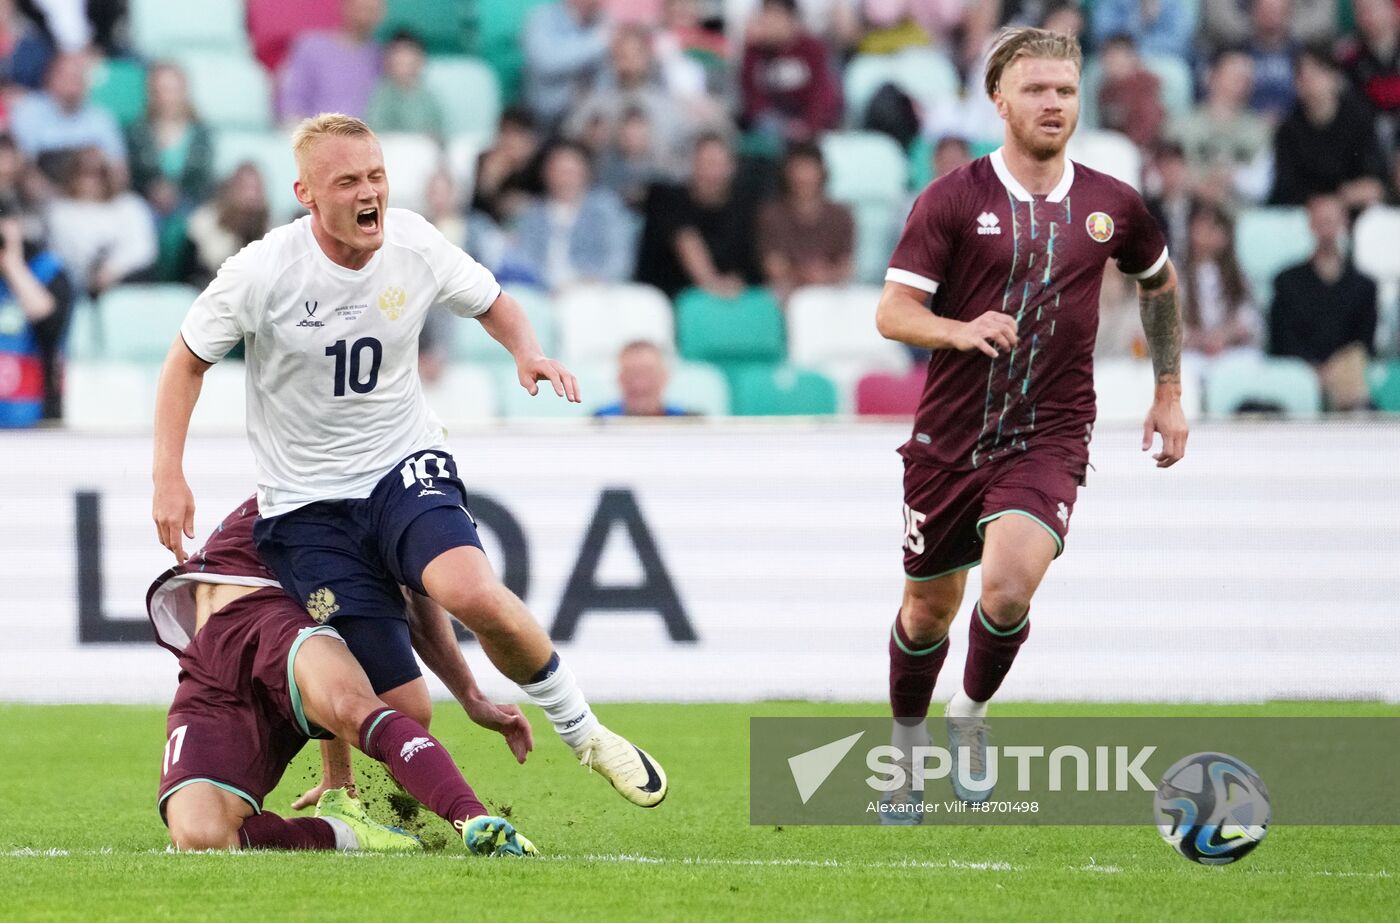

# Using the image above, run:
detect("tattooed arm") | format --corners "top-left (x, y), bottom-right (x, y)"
top-left (1137, 260), bottom-right (1189, 468)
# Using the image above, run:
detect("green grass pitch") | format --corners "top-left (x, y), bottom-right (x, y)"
top-left (4, 702), bottom-right (1398, 921)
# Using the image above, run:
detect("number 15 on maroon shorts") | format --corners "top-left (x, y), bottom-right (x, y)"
top-left (901, 448), bottom-right (1085, 581)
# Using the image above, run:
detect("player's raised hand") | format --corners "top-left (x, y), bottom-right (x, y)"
top-left (465, 696), bottom-right (534, 764)
top-left (152, 475), bottom-right (196, 563)
top-left (517, 355), bottom-right (580, 403)
top-left (953, 311), bottom-right (1019, 358)
top-left (1142, 399), bottom-right (1189, 468)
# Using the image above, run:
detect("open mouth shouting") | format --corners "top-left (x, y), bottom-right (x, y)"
top-left (356, 206), bottom-right (381, 234)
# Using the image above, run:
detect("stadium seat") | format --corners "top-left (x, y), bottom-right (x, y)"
top-left (1094, 357), bottom-right (1203, 423)
top-left (211, 129), bottom-right (301, 220)
top-left (129, 0), bottom-right (249, 58)
top-left (729, 364), bottom-right (838, 417)
top-left (188, 362), bottom-right (247, 434)
top-left (1235, 208), bottom-right (1313, 299)
top-left (423, 56), bottom-right (502, 143)
top-left (471, 0), bottom-right (552, 104)
top-left (376, 133), bottom-right (443, 214)
top-left (95, 285), bottom-right (200, 364)
top-left (421, 365), bottom-right (498, 426)
top-left (1353, 206), bottom-right (1400, 353)
top-left (450, 286), bottom-right (556, 366)
top-left (495, 365), bottom-right (595, 419)
top-left (1065, 130), bottom-right (1141, 189)
top-left (87, 58), bottom-right (146, 127)
top-left (64, 362), bottom-right (158, 431)
top-left (787, 285), bottom-right (910, 375)
top-left (842, 48), bottom-right (960, 127)
top-left (378, 0), bottom-right (470, 53)
top-left (855, 368), bottom-right (924, 416)
top-left (556, 283), bottom-right (674, 366)
top-left (1367, 361), bottom-right (1400, 412)
top-left (667, 361), bottom-right (730, 416)
top-left (64, 300), bottom-right (101, 362)
top-left (820, 131), bottom-right (909, 203)
top-left (173, 52), bottom-right (275, 131)
top-left (444, 134), bottom-right (480, 199)
top-left (1203, 353), bottom-right (1322, 418)
top-left (675, 287), bottom-right (784, 365)
top-left (247, 0), bottom-right (341, 72)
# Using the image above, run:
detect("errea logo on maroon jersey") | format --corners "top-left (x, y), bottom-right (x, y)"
top-left (976, 212), bottom-right (1002, 236)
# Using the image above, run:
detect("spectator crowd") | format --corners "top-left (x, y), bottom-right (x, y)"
top-left (1, 0), bottom-right (1399, 424)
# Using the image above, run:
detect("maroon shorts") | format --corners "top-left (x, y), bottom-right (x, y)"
top-left (157, 588), bottom-right (342, 822)
top-left (901, 447), bottom-right (1085, 581)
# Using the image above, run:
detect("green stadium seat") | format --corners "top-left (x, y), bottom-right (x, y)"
top-left (729, 364), bottom-right (838, 417)
top-left (423, 56), bottom-right (502, 142)
top-left (451, 286), bottom-right (556, 366)
top-left (87, 58), bottom-right (147, 127)
top-left (155, 211), bottom-right (189, 283)
top-left (64, 299), bottom-right (101, 361)
top-left (173, 52), bottom-right (274, 131)
top-left (1236, 208), bottom-right (1314, 300)
top-left (675, 287), bottom-right (784, 365)
top-left (1204, 354), bottom-right (1322, 419)
top-left (95, 284), bottom-right (200, 364)
top-left (471, 0), bottom-right (553, 104)
top-left (378, 0), bottom-right (470, 53)
top-left (129, 0), bottom-right (249, 58)
top-left (1368, 361), bottom-right (1400, 412)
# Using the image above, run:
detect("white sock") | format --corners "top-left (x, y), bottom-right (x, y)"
top-left (320, 816), bottom-right (357, 851)
top-left (946, 689), bottom-right (989, 720)
top-left (891, 717), bottom-right (931, 753)
top-left (520, 657), bottom-right (599, 749)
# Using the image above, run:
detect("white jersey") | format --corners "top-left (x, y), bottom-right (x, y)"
top-left (180, 208), bottom-right (501, 517)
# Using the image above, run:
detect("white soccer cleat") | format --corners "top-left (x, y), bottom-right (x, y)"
top-left (572, 726), bottom-right (668, 808)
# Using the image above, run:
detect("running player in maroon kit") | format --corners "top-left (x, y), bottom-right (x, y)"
top-left (148, 498), bottom-right (538, 854)
top-left (875, 27), bottom-right (1187, 810)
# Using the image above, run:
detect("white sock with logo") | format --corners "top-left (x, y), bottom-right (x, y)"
top-left (520, 655), bottom-right (599, 749)
top-left (946, 689), bottom-right (990, 720)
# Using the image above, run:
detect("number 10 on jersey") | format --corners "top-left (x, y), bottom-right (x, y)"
top-left (326, 337), bottom-right (383, 396)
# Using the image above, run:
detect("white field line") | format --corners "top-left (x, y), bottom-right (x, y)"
top-left (3, 848), bottom-right (1394, 880)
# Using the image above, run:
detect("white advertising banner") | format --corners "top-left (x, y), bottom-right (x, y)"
top-left (1, 421), bottom-right (1397, 704)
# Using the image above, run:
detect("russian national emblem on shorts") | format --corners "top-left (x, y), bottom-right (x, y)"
top-left (378, 285), bottom-right (407, 320)
top-left (306, 587), bottom-right (340, 623)
top-left (1086, 212), bottom-right (1114, 243)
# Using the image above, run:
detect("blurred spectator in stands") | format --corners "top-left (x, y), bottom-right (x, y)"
top-left (126, 63), bottom-right (213, 218)
top-left (45, 147), bottom-right (155, 299)
top-left (1181, 201), bottom-right (1261, 358)
top-left (1204, 0), bottom-right (1336, 50)
top-left (740, 0), bottom-right (842, 144)
top-left (508, 141), bottom-right (634, 290)
top-left (86, 0), bottom-right (127, 56)
top-left (248, 0), bottom-right (342, 73)
top-left (1269, 192), bottom-right (1377, 411)
top-left (658, 0), bottom-right (729, 95)
top-left (472, 108), bottom-right (543, 227)
top-left (855, 0), bottom-right (966, 55)
top-left (1245, 0), bottom-right (1301, 119)
top-left (1097, 33), bottom-right (1166, 151)
top-left (1145, 141), bottom-right (1192, 263)
top-left (10, 53), bottom-right (126, 179)
top-left (1269, 45), bottom-right (1389, 208)
top-left (278, 0), bottom-right (385, 123)
top-left (757, 141), bottom-right (853, 300)
top-left (1089, 0), bottom-right (1195, 60)
top-left (27, 0), bottom-right (92, 52)
top-left (522, 0), bottom-right (611, 130)
top-left (932, 134), bottom-right (972, 178)
top-left (0, 189), bottom-right (72, 425)
top-left (635, 133), bottom-right (761, 298)
top-left (566, 24), bottom-right (696, 180)
top-left (595, 340), bottom-right (691, 417)
top-left (0, 0), bottom-right (55, 90)
top-left (603, 0), bottom-right (664, 25)
top-left (1340, 0), bottom-right (1400, 148)
top-left (419, 167), bottom-right (468, 384)
top-left (595, 106), bottom-right (674, 209)
top-left (177, 163), bottom-right (269, 290)
top-left (728, 0), bottom-right (860, 49)
top-left (1166, 49), bottom-right (1272, 203)
top-left (365, 31), bottom-right (444, 139)
top-left (1040, 1), bottom-right (1084, 37)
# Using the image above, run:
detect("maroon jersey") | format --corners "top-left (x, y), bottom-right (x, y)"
top-left (887, 150), bottom-right (1167, 470)
top-left (146, 496), bottom-right (281, 655)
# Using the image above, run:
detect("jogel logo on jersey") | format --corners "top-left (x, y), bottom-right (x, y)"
top-left (306, 587), bottom-right (340, 623)
top-left (1086, 212), bottom-right (1115, 243)
top-left (296, 301), bottom-right (324, 328)
top-left (378, 285), bottom-right (407, 320)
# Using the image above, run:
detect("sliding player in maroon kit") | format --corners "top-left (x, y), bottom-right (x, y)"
top-left (148, 498), bottom-right (538, 855)
top-left (875, 27), bottom-right (1187, 811)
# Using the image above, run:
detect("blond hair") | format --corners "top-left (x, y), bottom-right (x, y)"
top-left (291, 113), bottom-right (376, 177)
top-left (983, 27), bottom-right (1082, 100)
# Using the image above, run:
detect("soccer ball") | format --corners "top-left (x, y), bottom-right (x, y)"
top-left (1153, 751), bottom-right (1270, 865)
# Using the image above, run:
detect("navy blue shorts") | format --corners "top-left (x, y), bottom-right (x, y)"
top-left (252, 450), bottom-right (483, 694)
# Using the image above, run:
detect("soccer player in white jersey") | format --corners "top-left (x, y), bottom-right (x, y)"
top-left (151, 114), bottom-right (666, 809)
